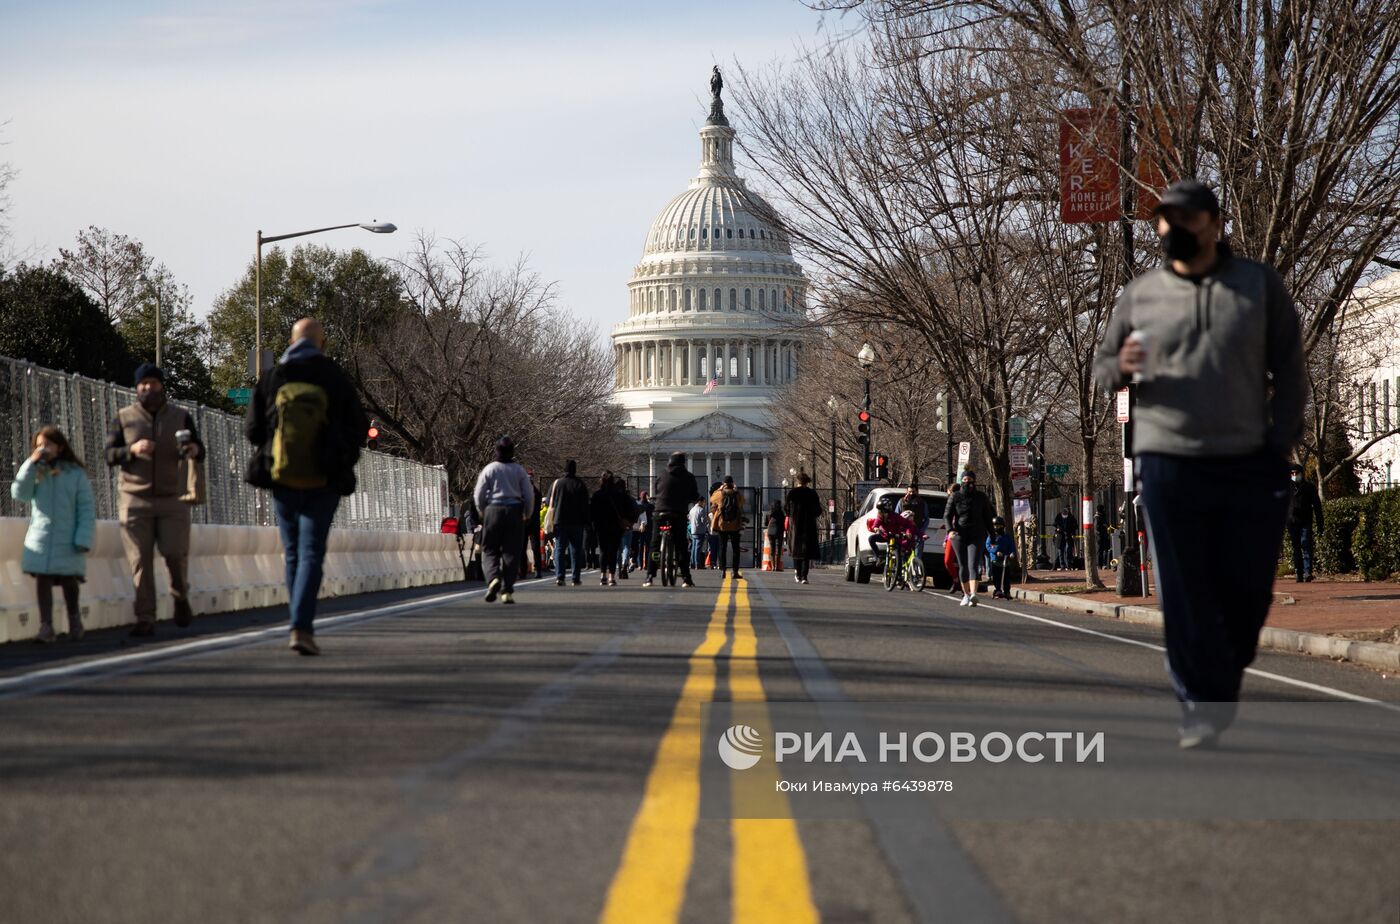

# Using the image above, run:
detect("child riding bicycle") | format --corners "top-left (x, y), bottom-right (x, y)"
top-left (866, 495), bottom-right (919, 570)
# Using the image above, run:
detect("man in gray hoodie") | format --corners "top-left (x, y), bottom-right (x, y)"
top-left (472, 436), bottom-right (535, 604)
top-left (1093, 179), bottom-right (1305, 749)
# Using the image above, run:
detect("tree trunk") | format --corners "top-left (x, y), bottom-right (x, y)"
top-left (1080, 436), bottom-right (1105, 589)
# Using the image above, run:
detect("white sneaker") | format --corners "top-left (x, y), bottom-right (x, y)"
top-left (969, 594), bottom-right (978, 607)
top-left (959, 594), bottom-right (970, 607)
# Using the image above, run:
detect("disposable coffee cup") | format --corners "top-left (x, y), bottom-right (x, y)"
top-left (176, 429), bottom-right (193, 444)
top-left (1126, 331), bottom-right (1157, 383)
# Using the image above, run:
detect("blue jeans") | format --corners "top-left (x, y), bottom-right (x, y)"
top-left (554, 524), bottom-right (585, 581)
top-left (691, 535), bottom-right (707, 567)
top-left (1288, 525), bottom-right (1314, 578)
top-left (618, 530), bottom-right (632, 573)
top-left (272, 487), bottom-right (341, 633)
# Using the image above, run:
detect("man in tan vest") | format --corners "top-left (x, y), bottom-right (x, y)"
top-left (104, 363), bottom-right (204, 637)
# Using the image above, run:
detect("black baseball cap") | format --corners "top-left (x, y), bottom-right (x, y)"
top-left (1152, 179), bottom-right (1220, 217)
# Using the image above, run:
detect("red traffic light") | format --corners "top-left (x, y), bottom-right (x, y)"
top-left (367, 426), bottom-right (381, 440)
top-left (858, 410), bottom-right (871, 422)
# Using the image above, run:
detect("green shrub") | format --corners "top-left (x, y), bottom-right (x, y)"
top-left (1317, 496), bottom-right (1366, 574)
top-left (1317, 488), bottom-right (1400, 578)
top-left (1371, 489), bottom-right (1400, 580)
top-left (1352, 508), bottom-right (1382, 580)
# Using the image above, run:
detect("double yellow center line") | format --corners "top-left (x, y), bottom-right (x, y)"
top-left (599, 576), bottom-right (819, 923)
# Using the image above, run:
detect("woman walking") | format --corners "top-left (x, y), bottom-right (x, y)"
top-left (11, 426), bottom-right (95, 642)
top-left (943, 469), bottom-right (996, 606)
top-left (784, 472), bottom-right (823, 585)
top-left (590, 473), bottom-right (628, 586)
top-left (765, 499), bottom-right (786, 570)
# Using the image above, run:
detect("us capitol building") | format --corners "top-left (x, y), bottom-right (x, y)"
top-left (612, 68), bottom-right (808, 489)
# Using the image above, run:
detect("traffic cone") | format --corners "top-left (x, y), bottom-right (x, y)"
top-left (762, 535), bottom-right (774, 571)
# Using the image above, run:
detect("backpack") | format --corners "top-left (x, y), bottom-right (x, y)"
top-left (721, 489), bottom-right (739, 522)
top-left (271, 381), bottom-right (329, 489)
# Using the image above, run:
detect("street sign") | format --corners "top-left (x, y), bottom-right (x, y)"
top-left (245, 349), bottom-right (275, 379)
top-left (956, 441), bottom-right (971, 471)
top-left (1012, 474), bottom-right (1032, 500)
top-left (1116, 388), bottom-right (1131, 423)
top-left (227, 387), bottom-right (253, 407)
top-left (1046, 463), bottom-right (1071, 478)
top-left (1009, 416), bottom-right (1028, 446)
top-left (1009, 445), bottom-right (1028, 470)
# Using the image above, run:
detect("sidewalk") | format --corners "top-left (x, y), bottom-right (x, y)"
top-left (1013, 568), bottom-right (1400, 674)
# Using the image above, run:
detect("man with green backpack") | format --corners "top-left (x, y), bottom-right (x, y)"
top-left (246, 318), bottom-right (368, 656)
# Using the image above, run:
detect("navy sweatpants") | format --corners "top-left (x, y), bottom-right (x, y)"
top-left (1138, 451), bottom-right (1290, 710)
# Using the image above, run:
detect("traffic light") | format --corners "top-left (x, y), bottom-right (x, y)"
top-left (935, 391), bottom-right (948, 432)
top-left (367, 421), bottom-right (381, 451)
top-left (856, 410), bottom-right (871, 446)
top-left (874, 453), bottom-right (889, 480)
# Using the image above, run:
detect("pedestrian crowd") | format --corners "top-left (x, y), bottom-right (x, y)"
top-left (5, 182), bottom-right (1322, 758)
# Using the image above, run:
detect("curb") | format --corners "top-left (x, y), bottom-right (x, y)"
top-left (1009, 588), bottom-right (1400, 674)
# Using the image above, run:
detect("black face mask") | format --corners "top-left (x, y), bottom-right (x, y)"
top-left (138, 390), bottom-right (165, 412)
top-left (1161, 224), bottom-right (1201, 262)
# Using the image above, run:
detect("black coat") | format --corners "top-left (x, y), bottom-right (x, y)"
top-left (245, 352), bottom-right (367, 496)
top-left (652, 461), bottom-right (701, 515)
top-left (1288, 479), bottom-right (1324, 530)
top-left (590, 487), bottom-right (629, 542)
top-left (944, 486), bottom-right (995, 542)
top-left (548, 474), bottom-right (591, 528)
top-left (784, 486), bottom-right (824, 560)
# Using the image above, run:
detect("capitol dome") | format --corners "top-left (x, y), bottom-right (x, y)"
top-left (613, 68), bottom-right (808, 491)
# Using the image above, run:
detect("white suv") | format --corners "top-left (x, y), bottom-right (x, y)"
top-left (844, 487), bottom-right (949, 586)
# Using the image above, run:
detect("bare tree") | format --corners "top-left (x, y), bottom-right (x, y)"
top-left (346, 234), bottom-right (626, 502)
top-left (770, 314), bottom-right (955, 510)
top-left (0, 121), bottom-right (15, 268)
top-left (820, 0), bottom-right (1400, 495)
top-left (732, 27), bottom-right (1062, 518)
top-left (56, 226), bottom-right (151, 324)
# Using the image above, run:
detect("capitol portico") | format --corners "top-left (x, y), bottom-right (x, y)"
top-left (612, 68), bottom-right (807, 489)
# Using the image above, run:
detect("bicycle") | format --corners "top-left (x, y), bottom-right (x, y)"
top-left (880, 537), bottom-right (923, 592)
top-left (658, 523), bottom-right (679, 587)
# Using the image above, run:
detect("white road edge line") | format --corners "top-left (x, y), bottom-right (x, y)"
top-left (929, 594), bottom-right (1399, 710)
top-left (0, 574), bottom-right (564, 695)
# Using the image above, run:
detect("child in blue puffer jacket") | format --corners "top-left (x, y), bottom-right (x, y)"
top-left (10, 426), bottom-right (95, 642)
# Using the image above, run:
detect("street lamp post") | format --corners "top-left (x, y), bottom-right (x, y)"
top-left (254, 221), bottom-right (397, 382)
top-left (857, 342), bottom-right (875, 481)
top-left (138, 272), bottom-right (162, 368)
top-left (827, 394), bottom-right (839, 520)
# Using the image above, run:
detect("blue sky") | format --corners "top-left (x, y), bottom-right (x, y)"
top-left (0, 0), bottom-right (842, 336)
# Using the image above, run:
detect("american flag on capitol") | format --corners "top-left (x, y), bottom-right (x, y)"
top-left (703, 377), bottom-right (718, 395)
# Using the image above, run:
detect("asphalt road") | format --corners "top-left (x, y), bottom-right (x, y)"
top-left (1, 568), bottom-right (1397, 924)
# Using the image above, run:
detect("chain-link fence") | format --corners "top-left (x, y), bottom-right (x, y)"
top-left (0, 356), bottom-right (448, 532)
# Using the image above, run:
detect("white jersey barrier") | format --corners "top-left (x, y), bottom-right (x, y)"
top-left (0, 518), bottom-right (463, 643)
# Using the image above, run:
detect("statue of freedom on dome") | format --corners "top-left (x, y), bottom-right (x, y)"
top-left (707, 66), bottom-right (728, 125)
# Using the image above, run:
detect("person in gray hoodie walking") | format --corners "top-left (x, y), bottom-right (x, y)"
top-left (1093, 179), bottom-right (1305, 749)
top-left (472, 436), bottom-right (534, 604)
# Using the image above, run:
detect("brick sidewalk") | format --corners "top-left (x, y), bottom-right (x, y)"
top-left (1020, 569), bottom-right (1400, 643)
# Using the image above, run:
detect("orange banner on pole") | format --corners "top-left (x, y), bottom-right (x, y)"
top-left (1059, 108), bottom-right (1120, 224)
